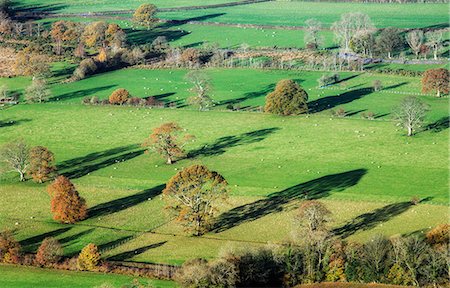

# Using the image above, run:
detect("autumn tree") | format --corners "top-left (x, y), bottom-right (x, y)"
top-left (105, 23), bottom-right (126, 48)
top-left (51, 21), bottom-right (79, 55)
top-left (28, 146), bottom-right (56, 183)
top-left (264, 79), bottom-right (308, 115)
top-left (375, 27), bottom-right (403, 59)
top-left (406, 30), bottom-right (424, 59)
top-left (426, 224), bottom-right (449, 249)
top-left (0, 230), bottom-right (21, 264)
top-left (163, 165), bottom-right (228, 236)
top-left (13, 48), bottom-right (51, 77)
top-left (77, 243), bottom-right (101, 271)
top-left (332, 12), bottom-right (374, 51)
top-left (47, 176), bottom-right (87, 224)
top-left (180, 48), bottom-right (200, 68)
top-left (0, 139), bottom-right (29, 181)
top-left (82, 21), bottom-right (107, 48)
top-left (185, 70), bottom-right (213, 111)
top-left (35, 237), bottom-right (63, 266)
top-left (304, 19), bottom-right (323, 50)
top-left (425, 30), bottom-right (444, 60)
top-left (142, 122), bottom-right (193, 164)
top-left (25, 78), bottom-right (51, 103)
top-left (394, 96), bottom-right (429, 136)
top-left (133, 4), bottom-right (158, 30)
top-left (109, 88), bottom-right (130, 105)
top-left (422, 68), bottom-right (449, 97)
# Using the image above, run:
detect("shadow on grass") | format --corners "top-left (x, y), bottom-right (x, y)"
top-left (309, 88), bottom-right (373, 113)
top-left (423, 116), bottom-right (449, 133)
top-left (0, 118), bottom-right (31, 128)
top-left (88, 184), bottom-right (165, 218)
top-left (188, 127), bottom-right (279, 158)
top-left (125, 28), bottom-right (189, 46)
top-left (159, 13), bottom-right (226, 29)
top-left (107, 241), bottom-right (167, 261)
top-left (59, 228), bottom-right (95, 245)
top-left (212, 169), bottom-right (367, 233)
top-left (98, 235), bottom-right (136, 252)
top-left (58, 144), bottom-right (144, 179)
top-left (221, 83), bottom-right (276, 107)
top-left (19, 227), bottom-right (72, 251)
top-left (51, 85), bottom-right (117, 102)
top-left (332, 197), bottom-right (433, 238)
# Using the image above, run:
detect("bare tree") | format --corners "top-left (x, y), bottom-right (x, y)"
top-left (185, 70), bottom-right (213, 111)
top-left (425, 30), bottom-right (444, 60)
top-left (0, 139), bottom-right (29, 181)
top-left (394, 96), bottom-right (429, 136)
top-left (25, 78), bottom-right (51, 103)
top-left (304, 19), bottom-right (323, 49)
top-left (406, 30), bottom-right (424, 59)
top-left (332, 12), bottom-right (375, 51)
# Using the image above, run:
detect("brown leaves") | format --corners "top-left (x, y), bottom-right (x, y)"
top-left (264, 79), bottom-right (309, 116)
top-left (109, 88), bottom-right (130, 105)
top-left (422, 68), bottom-right (449, 97)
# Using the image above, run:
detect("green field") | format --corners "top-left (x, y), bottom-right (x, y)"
top-left (0, 68), bottom-right (448, 265)
top-left (158, 1), bottom-right (449, 28)
top-left (0, 265), bottom-right (176, 288)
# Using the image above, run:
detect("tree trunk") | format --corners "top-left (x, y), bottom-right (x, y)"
top-left (166, 157), bottom-right (172, 165)
top-left (437, 89), bottom-right (441, 98)
top-left (19, 171), bottom-right (25, 181)
top-left (434, 49), bottom-right (438, 60)
top-left (388, 51), bottom-right (391, 59)
top-left (407, 126), bottom-right (412, 136)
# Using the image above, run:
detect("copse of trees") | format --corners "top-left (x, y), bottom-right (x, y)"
top-left (163, 165), bottom-right (229, 236)
top-left (376, 28), bottom-right (403, 59)
top-left (142, 122), bottom-right (194, 164)
top-left (47, 176), bottom-right (87, 224)
top-left (332, 12), bottom-right (375, 52)
top-left (422, 68), bottom-right (449, 97)
top-left (264, 79), bottom-right (309, 115)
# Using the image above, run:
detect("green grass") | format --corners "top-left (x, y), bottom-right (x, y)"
top-left (157, 1), bottom-right (449, 28)
top-left (0, 264), bottom-right (176, 288)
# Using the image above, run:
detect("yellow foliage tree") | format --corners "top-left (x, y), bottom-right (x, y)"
top-left (77, 243), bottom-right (101, 271)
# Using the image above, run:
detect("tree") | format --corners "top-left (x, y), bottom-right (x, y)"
top-left (185, 70), bottom-right (213, 111)
top-left (361, 234), bottom-right (391, 282)
top-left (13, 48), bottom-right (51, 77)
top-left (394, 96), bottom-right (429, 136)
top-left (82, 21), bottom-right (107, 48)
top-left (376, 28), bottom-right (403, 59)
top-left (264, 79), bottom-right (308, 115)
top-left (77, 243), bottom-right (101, 271)
top-left (28, 146), bottom-right (56, 183)
top-left (0, 139), bottom-right (29, 181)
top-left (180, 48), bottom-right (200, 68)
top-left (163, 165), bottom-right (228, 236)
top-left (51, 21), bottom-right (79, 55)
top-left (425, 30), bottom-right (444, 60)
top-left (35, 237), bottom-right (63, 266)
top-left (332, 12), bottom-right (374, 51)
top-left (350, 30), bottom-right (376, 57)
top-left (105, 23), bottom-right (126, 48)
top-left (109, 88), bottom-right (130, 105)
top-left (47, 176), bottom-right (87, 223)
top-left (0, 84), bottom-right (7, 101)
top-left (133, 4), bottom-right (158, 30)
top-left (406, 30), bottom-right (424, 59)
top-left (25, 78), bottom-right (51, 103)
top-left (142, 122), bottom-right (193, 164)
top-left (422, 68), bottom-right (449, 97)
top-left (0, 230), bottom-right (21, 264)
top-left (295, 200), bottom-right (331, 234)
top-left (304, 19), bottom-right (323, 50)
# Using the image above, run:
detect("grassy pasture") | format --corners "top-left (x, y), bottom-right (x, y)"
top-left (0, 264), bottom-right (176, 287)
top-left (0, 77), bottom-right (447, 263)
top-left (157, 1), bottom-right (449, 28)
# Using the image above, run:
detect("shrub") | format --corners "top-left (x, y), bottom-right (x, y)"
top-left (126, 97), bottom-right (142, 106)
top-left (426, 224), bottom-right (449, 249)
top-left (318, 73), bottom-right (340, 87)
top-left (264, 79), bottom-right (308, 116)
top-left (331, 108), bottom-right (347, 117)
top-left (82, 96), bottom-right (91, 104)
top-left (372, 80), bottom-right (383, 91)
top-left (0, 230), bottom-right (21, 264)
top-left (90, 96), bottom-right (99, 105)
top-left (361, 111), bottom-right (375, 120)
top-left (145, 96), bottom-right (164, 107)
top-left (35, 237), bottom-right (63, 266)
top-left (109, 88), bottom-right (130, 105)
top-left (77, 243), bottom-right (101, 271)
top-left (73, 58), bottom-right (97, 80)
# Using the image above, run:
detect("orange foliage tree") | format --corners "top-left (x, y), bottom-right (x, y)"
top-left (28, 146), bottom-right (56, 183)
top-left (47, 176), bottom-right (87, 224)
top-left (35, 237), bottom-right (63, 266)
top-left (109, 88), bottom-right (130, 105)
top-left (264, 79), bottom-right (309, 115)
top-left (142, 122), bottom-right (194, 164)
top-left (77, 243), bottom-right (101, 271)
top-left (426, 224), bottom-right (449, 249)
top-left (422, 68), bottom-right (449, 97)
top-left (163, 165), bottom-right (228, 236)
top-left (0, 230), bottom-right (21, 264)
top-left (51, 21), bottom-right (79, 55)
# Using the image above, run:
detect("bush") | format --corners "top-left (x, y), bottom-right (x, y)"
top-left (372, 80), bottom-right (383, 91)
top-left (330, 108), bottom-right (347, 117)
top-left (73, 58), bottom-right (97, 80)
top-left (90, 96), bottom-right (99, 105)
top-left (82, 96), bottom-right (91, 104)
top-left (109, 88), bottom-right (130, 105)
top-left (361, 111), bottom-right (375, 120)
top-left (264, 79), bottom-right (309, 116)
top-left (126, 97), bottom-right (142, 106)
top-left (0, 230), bottom-right (21, 264)
top-left (77, 243), bottom-right (101, 271)
top-left (426, 224), bottom-right (449, 249)
top-left (35, 237), bottom-right (63, 266)
top-left (318, 73), bottom-right (340, 87)
top-left (145, 96), bottom-right (164, 107)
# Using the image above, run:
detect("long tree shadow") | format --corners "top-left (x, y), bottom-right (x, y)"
top-left (0, 118), bottom-right (31, 128)
top-left (107, 241), bottom-right (167, 261)
top-left (188, 127), bottom-right (279, 158)
top-left (58, 144), bottom-right (144, 179)
top-left (158, 13), bottom-right (226, 29)
top-left (212, 169), bottom-right (367, 233)
top-left (19, 227), bottom-right (72, 251)
top-left (221, 83), bottom-right (276, 107)
top-left (309, 88), bottom-right (372, 113)
top-left (98, 235), bottom-right (135, 252)
top-left (59, 228), bottom-right (95, 245)
top-left (88, 184), bottom-right (165, 218)
top-left (126, 28), bottom-right (189, 46)
top-left (332, 201), bottom-right (415, 238)
top-left (423, 116), bottom-right (449, 133)
top-left (51, 85), bottom-right (117, 102)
